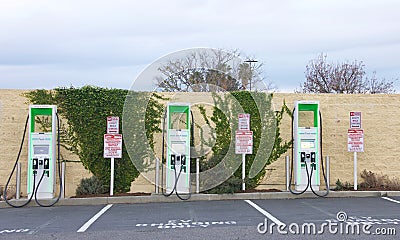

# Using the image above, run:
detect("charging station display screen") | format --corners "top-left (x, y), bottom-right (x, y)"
top-left (171, 143), bottom-right (186, 154)
top-left (33, 145), bottom-right (49, 155)
top-left (300, 139), bottom-right (315, 149)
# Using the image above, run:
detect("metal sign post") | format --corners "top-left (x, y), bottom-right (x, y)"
top-left (236, 114), bottom-right (253, 191)
top-left (110, 157), bottom-right (115, 196)
top-left (348, 129), bottom-right (364, 190)
top-left (104, 116), bottom-right (122, 196)
top-left (242, 154), bottom-right (246, 191)
top-left (349, 111), bottom-right (363, 191)
top-left (354, 152), bottom-right (357, 191)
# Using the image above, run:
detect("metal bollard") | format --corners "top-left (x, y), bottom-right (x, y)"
top-left (155, 157), bottom-right (160, 194)
top-left (196, 158), bottom-right (200, 194)
top-left (61, 162), bottom-right (66, 198)
top-left (326, 156), bottom-right (330, 190)
top-left (16, 162), bottom-right (21, 199)
top-left (285, 156), bottom-right (290, 191)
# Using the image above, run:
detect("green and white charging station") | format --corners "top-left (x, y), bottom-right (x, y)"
top-left (293, 101), bottom-right (320, 191)
top-left (27, 105), bottom-right (57, 199)
top-left (165, 103), bottom-right (191, 194)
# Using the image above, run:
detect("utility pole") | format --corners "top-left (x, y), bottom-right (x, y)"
top-left (244, 59), bottom-right (258, 91)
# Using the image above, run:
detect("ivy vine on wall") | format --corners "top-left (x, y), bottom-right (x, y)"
top-left (25, 86), bottom-right (164, 193)
top-left (25, 87), bottom-right (291, 194)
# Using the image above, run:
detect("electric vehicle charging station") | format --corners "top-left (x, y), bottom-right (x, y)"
top-left (4, 104), bottom-right (62, 208)
top-left (289, 100), bottom-right (329, 197)
top-left (163, 103), bottom-right (191, 198)
top-left (27, 105), bottom-right (57, 199)
top-left (293, 101), bottom-right (320, 191)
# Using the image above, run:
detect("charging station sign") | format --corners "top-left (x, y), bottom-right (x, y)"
top-left (350, 112), bottom-right (361, 129)
top-left (104, 134), bottom-right (123, 158)
top-left (238, 114), bottom-right (250, 130)
top-left (107, 116), bottom-right (120, 134)
top-left (235, 130), bottom-right (253, 154)
top-left (348, 129), bottom-right (364, 152)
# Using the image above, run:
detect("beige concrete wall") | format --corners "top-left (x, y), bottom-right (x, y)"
top-left (2, 90), bottom-right (399, 196)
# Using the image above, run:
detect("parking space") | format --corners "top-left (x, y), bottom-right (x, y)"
top-left (0, 205), bottom-right (106, 234)
top-left (252, 197), bottom-right (400, 224)
top-left (0, 197), bottom-right (399, 239)
top-left (89, 200), bottom-right (262, 232)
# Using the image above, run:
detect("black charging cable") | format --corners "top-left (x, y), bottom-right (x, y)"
top-left (160, 108), bottom-right (174, 197)
top-left (3, 115), bottom-right (37, 208)
top-left (308, 111), bottom-right (329, 197)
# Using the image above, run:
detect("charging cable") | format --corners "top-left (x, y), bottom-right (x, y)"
top-left (3, 115), bottom-right (36, 207)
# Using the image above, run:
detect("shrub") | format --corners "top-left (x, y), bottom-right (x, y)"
top-left (205, 177), bottom-right (243, 194)
top-left (335, 170), bottom-right (400, 191)
top-left (0, 185), bottom-right (16, 200)
top-left (359, 170), bottom-right (400, 190)
top-left (76, 176), bottom-right (107, 196)
top-left (335, 179), bottom-right (353, 191)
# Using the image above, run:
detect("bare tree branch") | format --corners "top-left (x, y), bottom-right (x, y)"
top-left (301, 53), bottom-right (395, 94)
top-left (155, 49), bottom-right (270, 92)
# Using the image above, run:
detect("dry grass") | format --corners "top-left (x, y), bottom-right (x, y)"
top-left (0, 185), bottom-right (16, 200)
top-left (359, 170), bottom-right (400, 191)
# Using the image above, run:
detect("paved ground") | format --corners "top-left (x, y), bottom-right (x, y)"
top-left (0, 196), bottom-right (399, 239)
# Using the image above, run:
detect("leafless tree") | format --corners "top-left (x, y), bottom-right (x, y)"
top-left (155, 49), bottom-right (268, 92)
top-left (300, 53), bottom-right (395, 94)
top-left (364, 71), bottom-right (395, 94)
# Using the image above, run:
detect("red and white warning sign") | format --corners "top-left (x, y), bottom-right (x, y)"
top-left (107, 116), bottom-right (120, 134)
top-left (235, 130), bottom-right (253, 154)
top-left (347, 129), bottom-right (364, 152)
top-left (104, 134), bottom-right (123, 158)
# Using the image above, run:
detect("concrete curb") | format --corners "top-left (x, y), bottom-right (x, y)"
top-left (1, 191), bottom-right (400, 208)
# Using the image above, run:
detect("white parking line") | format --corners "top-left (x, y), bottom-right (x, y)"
top-left (382, 196), bottom-right (400, 204)
top-left (77, 204), bottom-right (113, 233)
top-left (244, 200), bottom-right (285, 226)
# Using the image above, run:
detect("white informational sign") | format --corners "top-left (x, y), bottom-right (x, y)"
top-left (350, 112), bottom-right (361, 129)
top-left (107, 116), bottom-right (120, 134)
top-left (104, 134), bottom-right (123, 158)
top-left (238, 114), bottom-right (250, 131)
top-left (347, 129), bottom-right (364, 152)
top-left (235, 130), bottom-right (253, 154)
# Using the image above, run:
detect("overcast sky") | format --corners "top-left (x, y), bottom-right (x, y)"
top-left (0, 0), bottom-right (399, 92)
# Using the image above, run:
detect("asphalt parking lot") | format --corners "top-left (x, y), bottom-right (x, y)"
top-left (0, 196), bottom-right (399, 240)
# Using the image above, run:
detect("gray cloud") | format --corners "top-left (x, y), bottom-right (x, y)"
top-left (0, 0), bottom-right (399, 91)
